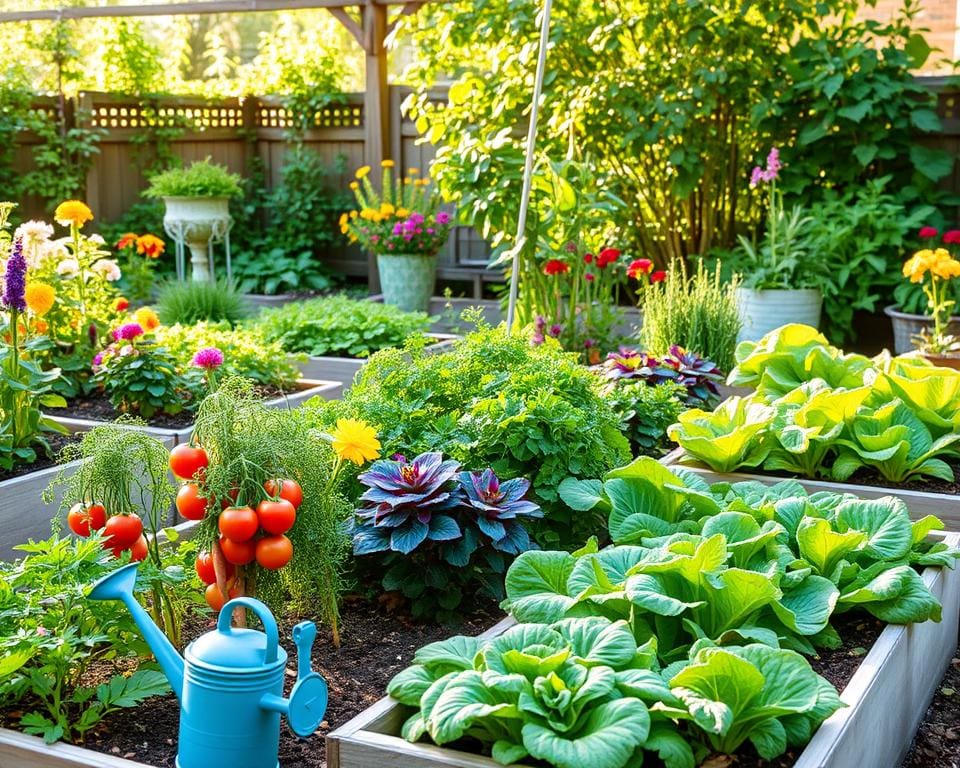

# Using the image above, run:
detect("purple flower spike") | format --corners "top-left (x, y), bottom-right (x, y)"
top-left (113, 322), bottom-right (145, 341)
top-left (1, 238), bottom-right (27, 312)
top-left (192, 346), bottom-right (224, 370)
top-left (749, 166), bottom-right (764, 188)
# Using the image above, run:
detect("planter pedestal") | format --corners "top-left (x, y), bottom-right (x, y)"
top-left (162, 196), bottom-right (233, 283)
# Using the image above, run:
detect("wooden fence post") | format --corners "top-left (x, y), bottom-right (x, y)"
top-left (78, 92), bottom-right (100, 213)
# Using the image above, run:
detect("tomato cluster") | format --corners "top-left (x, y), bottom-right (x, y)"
top-left (67, 503), bottom-right (147, 561)
top-left (169, 442), bottom-right (302, 611)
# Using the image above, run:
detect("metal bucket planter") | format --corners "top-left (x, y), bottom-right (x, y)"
top-left (736, 287), bottom-right (822, 343)
top-left (376, 253), bottom-right (437, 313)
top-left (884, 305), bottom-right (960, 355)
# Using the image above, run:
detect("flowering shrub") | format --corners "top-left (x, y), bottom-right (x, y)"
top-left (0, 203), bottom-right (67, 470)
top-left (893, 225), bottom-right (960, 319)
top-left (341, 161), bottom-right (454, 256)
top-left (115, 231), bottom-right (165, 303)
top-left (901, 245), bottom-right (960, 355)
top-left (346, 451), bottom-right (542, 620)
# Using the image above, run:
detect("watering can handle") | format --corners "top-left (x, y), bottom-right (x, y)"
top-left (219, 597), bottom-right (280, 664)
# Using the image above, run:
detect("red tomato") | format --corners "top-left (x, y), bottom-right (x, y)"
top-left (168, 444), bottom-right (209, 480)
top-left (218, 506), bottom-right (259, 542)
top-left (264, 478), bottom-right (303, 509)
top-left (67, 503), bottom-right (107, 537)
top-left (256, 498), bottom-right (296, 535)
top-left (194, 551), bottom-right (234, 585)
top-left (255, 534), bottom-right (293, 570)
top-left (176, 483), bottom-right (209, 521)
top-left (219, 486), bottom-right (240, 510)
top-left (219, 535), bottom-right (256, 565)
top-left (204, 581), bottom-right (240, 611)
top-left (129, 535), bottom-right (149, 562)
top-left (102, 514), bottom-right (143, 550)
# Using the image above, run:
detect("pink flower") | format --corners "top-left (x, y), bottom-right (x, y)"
top-left (749, 167), bottom-right (764, 188)
top-left (435, 211), bottom-right (451, 225)
top-left (549, 324), bottom-right (562, 337)
top-left (531, 332), bottom-right (545, 345)
top-left (585, 273), bottom-right (595, 282)
top-left (627, 259), bottom-right (653, 278)
top-left (92, 351), bottom-right (104, 368)
top-left (113, 322), bottom-right (144, 341)
top-left (943, 230), bottom-right (960, 244)
top-left (192, 347), bottom-right (224, 370)
top-left (584, 253), bottom-right (593, 264)
top-left (919, 226), bottom-right (939, 239)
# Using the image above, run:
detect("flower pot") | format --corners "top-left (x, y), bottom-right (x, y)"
top-left (162, 196), bottom-right (232, 283)
top-left (884, 305), bottom-right (960, 355)
top-left (736, 287), bottom-right (822, 343)
top-left (376, 253), bottom-right (437, 313)
top-left (921, 353), bottom-right (960, 371)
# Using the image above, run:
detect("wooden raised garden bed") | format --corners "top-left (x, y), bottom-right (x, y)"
top-left (326, 535), bottom-right (960, 768)
top-left (662, 448), bottom-right (960, 532)
top-left (50, 379), bottom-right (343, 448)
top-left (295, 335), bottom-right (458, 388)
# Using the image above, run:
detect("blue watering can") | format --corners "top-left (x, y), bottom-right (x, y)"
top-left (89, 563), bottom-right (328, 768)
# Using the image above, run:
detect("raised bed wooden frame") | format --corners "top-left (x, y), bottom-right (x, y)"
top-left (50, 378), bottom-right (343, 447)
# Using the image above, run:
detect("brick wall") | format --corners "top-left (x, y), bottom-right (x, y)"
top-left (857, 0), bottom-right (957, 71)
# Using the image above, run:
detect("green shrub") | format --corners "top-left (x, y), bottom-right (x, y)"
top-left (249, 295), bottom-right (432, 357)
top-left (156, 279), bottom-right (252, 326)
top-left (144, 158), bottom-right (242, 199)
top-left (312, 327), bottom-right (631, 547)
top-left (639, 260), bottom-right (741, 372)
top-left (605, 379), bottom-right (687, 457)
top-left (158, 321), bottom-right (299, 389)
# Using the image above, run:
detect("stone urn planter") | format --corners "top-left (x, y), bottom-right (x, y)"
top-left (736, 287), bottom-right (822, 342)
top-left (162, 196), bottom-right (232, 283)
top-left (376, 253), bottom-right (437, 313)
top-left (884, 304), bottom-right (960, 355)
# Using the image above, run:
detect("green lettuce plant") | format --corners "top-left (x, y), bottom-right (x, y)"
top-left (667, 397), bottom-right (775, 473)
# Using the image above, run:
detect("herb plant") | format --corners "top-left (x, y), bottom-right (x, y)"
top-left (249, 295), bottom-right (432, 358)
top-left (603, 379), bottom-right (687, 457)
top-left (155, 279), bottom-right (252, 326)
top-left (144, 158), bottom-right (242, 199)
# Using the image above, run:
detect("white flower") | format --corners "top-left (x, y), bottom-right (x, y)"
top-left (40, 238), bottom-right (70, 265)
top-left (15, 220), bottom-right (53, 246)
top-left (88, 233), bottom-right (105, 245)
top-left (91, 258), bottom-right (121, 282)
top-left (56, 258), bottom-right (80, 277)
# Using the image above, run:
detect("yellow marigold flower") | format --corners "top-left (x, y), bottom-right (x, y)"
top-left (381, 159), bottom-right (395, 168)
top-left (35, 319), bottom-right (48, 334)
top-left (380, 202), bottom-right (395, 216)
top-left (54, 200), bottom-right (94, 228)
top-left (133, 306), bottom-right (160, 331)
top-left (349, 181), bottom-right (360, 191)
top-left (116, 232), bottom-right (138, 250)
top-left (330, 418), bottom-right (381, 465)
top-left (136, 234), bottom-right (165, 259)
top-left (25, 282), bottom-right (55, 315)
top-left (339, 213), bottom-right (349, 227)
top-left (349, 210), bottom-right (358, 219)
top-left (933, 255), bottom-right (960, 280)
top-left (355, 165), bottom-right (371, 180)
top-left (904, 250), bottom-right (934, 283)
top-left (407, 168), bottom-right (419, 175)
top-left (396, 208), bottom-right (411, 218)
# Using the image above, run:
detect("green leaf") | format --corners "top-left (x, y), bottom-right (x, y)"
top-left (414, 635), bottom-right (481, 672)
top-left (388, 665), bottom-right (439, 706)
top-left (504, 551), bottom-right (577, 623)
top-left (910, 144), bottom-right (954, 182)
top-left (552, 618), bottom-right (638, 670)
top-left (772, 575), bottom-right (839, 636)
top-left (0, 649), bottom-right (34, 678)
top-left (425, 671), bottom-right (518, 745)
top-left (839, 564), bottom-right (942, 623)
top-left (796, 517), bottom-right (866, 578)
top-left (836, 497), bottom-right (912, 561)
top-left (910, 109), bottom-right (941, 133)
top-left (558, 478), bottom-right (609, 512)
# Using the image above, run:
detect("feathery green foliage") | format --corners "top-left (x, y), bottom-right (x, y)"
top-left (156, 279), bottom-right (252, 326)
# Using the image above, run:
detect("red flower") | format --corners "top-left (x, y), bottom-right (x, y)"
top-left (596, 247), bottom-right (621, 268)
top-left (943, 230), bottom-right (960, 245)
top-left (627, 259), bottom-right (654, 279)
top-left (919, 226), bottom-right (939, 239)
top-left (584, 253), bottom-right (593, 264)
top-left (543, 259), bottom-right (570, 276)
top-left (114, 297), bottom-right (129, 312)
top-left (115, 232), bottom-right (138, 250)
top-left (585, 273), bottom-right (595, 281)
top-left (650, 270), bottom-right (667, 283)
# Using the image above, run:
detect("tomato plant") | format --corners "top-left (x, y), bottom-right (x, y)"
top-left (176, 482), bottom-right (209, 521)
top-left (255, 534), bottom-right (293, 570)
top-left (256, 498), bottom-right (296, 535)
top-left (195, 551), bottom-right (234, 585)
top-left (168, 443), bottom-right (209, 481)
top-left (66, 503), bottom-right (106, 537)
top-left (204, 581), bottom-right (240, 611)
top-left (218, 506), bottom-right (259, 542)
top-left (102, 514), bottom-right (143, 550)
top-left (264, 478), bottom-right (303, 509)
top-left (219, 536), bottom-right (256, 565)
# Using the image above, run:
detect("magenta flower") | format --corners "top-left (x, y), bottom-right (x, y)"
top-left (749, 166), bottom-right (764, 188)
top-left (436, 211), bottom-right (451, 225)
top-left (92, 351), bottom-right (104, 368)
top-left (549, 324), bottom-right (562, 337)
top-left (192, 346), bottom-right (224, 370)
top-left (751, 147), bottom-right (782, 186)
top-left (113, 322), bottom-right (144, 341)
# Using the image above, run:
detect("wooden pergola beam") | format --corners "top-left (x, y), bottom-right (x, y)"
top-left (0, 0), bottom-right (446, 23)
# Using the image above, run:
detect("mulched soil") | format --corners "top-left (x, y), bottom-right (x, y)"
top-left (900, 643), bottom-right (960, 768)
top-left (60, 385), bottom-right (292, 430)
top-left (0, 432), bottom-right (80, 483)
top-left (72, 596), bottom-right (502, 768)
top-left (846, 459), bottom-right (960, 497)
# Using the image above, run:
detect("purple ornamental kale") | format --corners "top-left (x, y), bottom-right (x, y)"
top-left (660, 345), bottom-right (723, 403)
top-left (459, 469), bottom-right (542, 554)
top-left (352, 451), bottom-right (465, 555)
top-left (1, 237), bottom-right (27, 312)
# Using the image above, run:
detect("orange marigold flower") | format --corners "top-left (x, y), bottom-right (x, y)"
top-left (116, 232), bottom-right (139, 250)
top-left (133, 306), bottom-right (160, 331)
top-left (136, 234), bottom-right (165, 259)
top-left (25, 282), bottom-right (56, 315)
top-left (54, 200), bottom-right (94, 228)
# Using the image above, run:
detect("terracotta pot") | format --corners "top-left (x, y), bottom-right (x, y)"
top-left (921, 353), bottom-right (960, 371)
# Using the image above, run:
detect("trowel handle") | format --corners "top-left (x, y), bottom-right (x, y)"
top-left (292, 621), bottom-right (316, 679)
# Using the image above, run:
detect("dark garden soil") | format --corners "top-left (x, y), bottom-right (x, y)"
top-left (846, 459), bottom-right (960, 497)
top-left (59, 385), bottom-right (295, 430)
top-left (900, 643), bottom-right (960, 768)
top-left (0, 431), bottom-right (80, 483)
top-left (73, 596), bottom-right (503, 768)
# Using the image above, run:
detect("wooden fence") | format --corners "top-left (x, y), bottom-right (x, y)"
top-left (8, 77), bottom-right (960, 294)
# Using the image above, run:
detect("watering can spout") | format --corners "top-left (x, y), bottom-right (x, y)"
top-left (89, 563), bottom-right (185, 700)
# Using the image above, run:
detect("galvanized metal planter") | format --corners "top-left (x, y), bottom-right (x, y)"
top-left (327, 534), bottom-right (960, 768)
top-left (51, 379), bottom-right (343, 447)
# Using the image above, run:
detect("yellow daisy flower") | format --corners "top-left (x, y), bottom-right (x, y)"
top-left (330, 419), bottom-right (381, 465)
top-left (355, 165), bottom-right (372, 180)
top-left (381, 159), bottom-right (395, 168)
top-left (54, 200), bottom-right (94, 228)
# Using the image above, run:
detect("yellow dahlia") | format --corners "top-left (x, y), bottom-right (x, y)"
top-left (54, 200), bottom-right (94, 228)
top-left (133, 306), bottom-right (161, 331)
top-left (330, 419), bottom-right (381, 465)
